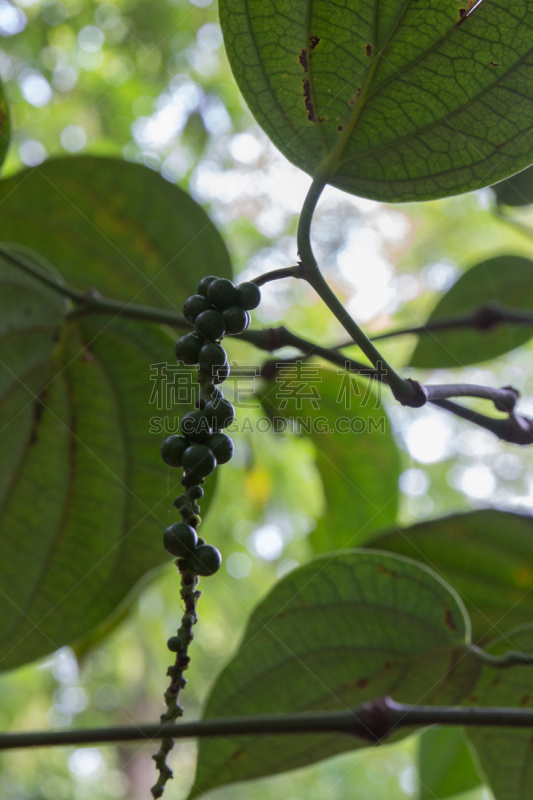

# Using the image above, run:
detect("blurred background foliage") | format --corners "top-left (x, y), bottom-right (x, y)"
top-left (1, 0), bottom-right (533, 796)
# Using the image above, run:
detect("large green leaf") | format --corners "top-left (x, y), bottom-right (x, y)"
top-left (493, 165), bottom-right (533, 207)
top-left (418, 727), bottom-right (481, 800)
top-left (220, 0), bottom-right (533, 202)
top-left (0, 81), bottom-right (9, 173)
top-left (367, 510), bottom-right (533, 644)
top-left (0, 156), bottom-right (231, 309)
top-left (260, 368), bottom-right (401, 552)
top-left (466, 624), bottom-right (533, 800)
top-left (191, 550), bottom-right (481, 797)
top-left (0, 263), bottom-right (217, 672)
top-left (409, 256), bottom-right (533, 368)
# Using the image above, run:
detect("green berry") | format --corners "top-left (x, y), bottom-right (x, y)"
top-left (207, 278), bottom-right (236, 309)
top-left (235, 282), bottom-right (261, 310)
top-left (213, 363), bottom-right (230, 384)
top-left (167, 635), bottom-right (183, 652)
top-left (175, 332), bottom-right (203, 365)
top-left (222, 305), bottom-right (249, 335)
top-left (164, 522), bottom-right (198, 557)
top-left (184, 513), bottom-right (201, 528)
top-left (192, 544), bottom-right (222, 576)
top-left (199, 342), bottom-right (227, 372)
top-left (207, 432), bottom-right (234, 464)
top-left (188, 485), bottom-right (204, 500)
top-left (182, 473), bottom-right (204, 488)
top-left (183, 294), bottom-right (210, 322)
top-left (197, 275), bottom-right (218, 297)
top-left (195, 390), bottom-right (206, 410)
top-left (182, 444), bottom-right (217, 478)
top-left (204, 397), bottom-right (235, 430)
top-left (161, 435), bottom-right (188, 468)
top-left (180, 410), bottom-right (211, 442)
top-left (195, 309), bottom-right (225, 340)
top-left (173, 494), bottom-right (188, 509)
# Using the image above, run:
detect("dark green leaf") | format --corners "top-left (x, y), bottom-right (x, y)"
top-left (191, 550), bottom-right (480, 797)
top-left (409, 256), bottom-right (533, 368)
top-left (220, 0), bottom-right (533, 202)
top-left (418, 727), bottom-right (481, 800)
top-left (492, 165), bottom-right (533, 207)
top-left (0, 156), bottom-right (232, 309)
top-left (366, 509), bottom-right (533, 644)
top-left (0, 261), bottom-right (217, 672)
top-left (260, 368), bottom-right (400, 551)
top-left (466, 624), bottom-right (533, 800)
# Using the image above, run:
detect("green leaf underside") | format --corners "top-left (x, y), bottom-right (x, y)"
top-left (466, 624), bottom-right (533, 800)
top-left (418, 726), bottom-right (481, 800)
top-left (0, 156), bottom-right (232, 310)
top-left (191, 550), bottom-right (480, 798)
top-left (367, 509), bottom-right (533, 645)
top-left (259, 368), bottom-right (401, 551)
top-left (0, 261), bottom-right (217, 671)
top-left (410, 256), bottom-right (533, 369)
top-left (493, 164), bottom-right (533, 206)
top-left (0, 81), bottom-right (9, 174)
top-left (220, 0), bottom-right (533, 202)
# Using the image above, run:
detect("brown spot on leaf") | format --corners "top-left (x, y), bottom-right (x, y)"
top-left (383, 661), bottom-right (391, 670)
top-left (520, 695), bottom-right (532, 707)
top-left (444, 609), bottom-right (457, 631)
top-left (490, 61), bottom-right (500, 67)
top-left (365, 43), bottom-right (373, 57)
top-left (230, 748), bottom-right (246, 763)
top-left (310, 35), bottom-right (320, 50)
top-left (303, 78), bottom-right (314, 120)
top-left (356, 677), bottom-right (368, 688)
top-left (81, 347), bottom-right (95, 363)
top-left (377, 563), bottom-right (398, 578)
top-left (299, 48), bottom-right (308, 72)
top-left (302, 79), bottom-right (323, 122)
top-left (470, 695), bottom-right (479, 704)
top-left (459, 7), bottom-right (466, 17)
top-left (349, 88), bottom-right (361, 106)
top-left (337, 125), bottom-right (343, 132)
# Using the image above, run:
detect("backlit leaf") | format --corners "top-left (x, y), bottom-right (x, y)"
top-left (191, 550), bottom-right (480, 797)
top-left (220, 0), bottom-right (533, 201)
top-left (409, 256), bottom-right (533, 369)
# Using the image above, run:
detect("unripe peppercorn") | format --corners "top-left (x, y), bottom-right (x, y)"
top-left (163, 522), bottom-right (198, 557)
top-left (192, 544), bottom-right (222, 576)
top-left (183, 294), bottom-right (211, 322)
top-left (197, 275), bottom-right (218, 297)
top-left (212, 363), bottom-right (230, 385)
top-left (188, 485), bottom-right (204, 500)
top-left (180, 410), bottom-right (211, 442)
top-left (199, 342), bottom-right (227, 372)
top-left (182, 444), bottom-right (217, 478)
top-left (235, 281), bottom-right (261, 310)
top-left (195, 309), bottom-right (225, 340)
top-left (206, 432), bottom-right (234, 464)
top-left (204, 397), bottom-right (235, 430)
top-left (207, 278), bottom-right (236, 310)
top-left (222, 305), bottom-right (250, 335)
top-left (167, 635), bottom-right (183, 652)
top-left (161, 435), bottom-right (188, 468)
top-left (175, 332), bottom-right (203, 365)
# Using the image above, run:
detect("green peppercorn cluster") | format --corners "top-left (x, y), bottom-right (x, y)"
top-left (160, 275), bottom-right (261, 577)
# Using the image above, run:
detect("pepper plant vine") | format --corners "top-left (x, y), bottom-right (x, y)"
top-left (4, 0), bottom-right (533, 799)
